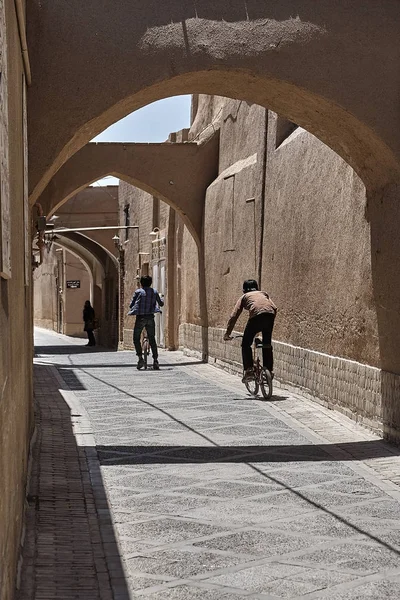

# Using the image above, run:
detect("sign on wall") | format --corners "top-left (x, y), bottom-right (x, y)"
top-left (66, 280), bottom-right (80, 289)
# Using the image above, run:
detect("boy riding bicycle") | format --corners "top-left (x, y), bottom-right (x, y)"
top-left (128, 275), bottom-right (164, 370)
top-left (224, 279), bottom-right (277, 382)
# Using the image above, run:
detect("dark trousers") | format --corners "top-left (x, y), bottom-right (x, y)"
top-left (134, 315), bottom-right (158, 360)
top-left (86, 329), bottom-right (96, 346)
top-left (242, 312), bottom-right (275, 372)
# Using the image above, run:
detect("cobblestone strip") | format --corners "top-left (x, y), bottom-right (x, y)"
top-left (17, 364), bottom-right (115, 600)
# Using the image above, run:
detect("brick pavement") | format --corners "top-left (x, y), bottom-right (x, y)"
top-left (18, 328), bottom-right (400, 599)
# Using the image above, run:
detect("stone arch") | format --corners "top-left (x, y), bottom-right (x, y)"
top-left (28, 1), bottom-right (400, 203)
top-left (38, 139), bottom-right (219, 246)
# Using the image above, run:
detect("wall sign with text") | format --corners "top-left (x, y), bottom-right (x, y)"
top-left (66, 280), bottom-right (80, 289)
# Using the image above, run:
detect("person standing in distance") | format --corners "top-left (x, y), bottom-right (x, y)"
top-left (129, 275), bottom-right (164, 370)
top-left (83, 300), bottom-right (96, 347)
top-left (224, 279), bottom-right (277, 381)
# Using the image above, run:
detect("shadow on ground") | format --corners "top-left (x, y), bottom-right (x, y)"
top-left (34, 344), bottom-right (112, 356)
top-left (18, 364), bottom-right (130, 600)
top-left (97, 440), bottom-right (400, 465)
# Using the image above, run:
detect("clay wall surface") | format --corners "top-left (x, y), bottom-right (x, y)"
top-left (180, 95), bottom-right (375, 366)
top-left (0, 2), bottom-right (34, 599)
top-left (177, 222), bottom-right (200, 326)
top-left (261, 127), bottom-right (376, 366)
top-left (203, 98), bottom-right (267, 329)
top-left (33, 246), bottom-right (58, 330)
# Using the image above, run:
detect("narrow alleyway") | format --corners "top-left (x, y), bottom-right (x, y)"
top-left (19, 328), bottom-right (400, 599)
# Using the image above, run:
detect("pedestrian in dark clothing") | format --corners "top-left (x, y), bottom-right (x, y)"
top-left (83, 300), bottom-right (96, 347)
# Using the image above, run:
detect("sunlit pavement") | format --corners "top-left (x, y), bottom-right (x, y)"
top-left (19, 328), bottom-right (400, 599)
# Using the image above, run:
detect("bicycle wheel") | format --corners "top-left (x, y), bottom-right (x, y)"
top-left (244, 370), bottom-right (259, 396)
top-left (142, 340), bottom-right (149, 370)
top-left (260, 368), bottom-right (273, 400)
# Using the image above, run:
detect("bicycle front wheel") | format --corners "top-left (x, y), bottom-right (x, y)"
top-left (260, 368), bottom-right (273, 400)
top-left (244, 375), bottom-right (259, 396)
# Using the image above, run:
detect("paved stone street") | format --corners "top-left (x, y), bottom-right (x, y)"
top-left (20, 328), bottom-right (400, 599)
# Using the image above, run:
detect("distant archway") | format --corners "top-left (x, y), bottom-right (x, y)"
top-left (53, 233), bottom-right (119, 348)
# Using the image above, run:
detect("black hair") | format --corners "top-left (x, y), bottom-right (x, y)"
top-left (140, 275), bottom-right (152, 287)
top-left (243, 279), bottom-right (258, 293)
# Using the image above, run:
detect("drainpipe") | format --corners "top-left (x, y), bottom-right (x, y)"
top-left (14, 0), bottom-right (32, 85)
top-left (258, 108), bottom-right (269, 287)
top-left (198, 242), bottom-right (209, 362)
top-left (167, 208), bottom-right (177, 349)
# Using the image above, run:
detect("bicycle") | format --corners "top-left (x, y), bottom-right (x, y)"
top-left (230, 334), bottom-right (273, 400)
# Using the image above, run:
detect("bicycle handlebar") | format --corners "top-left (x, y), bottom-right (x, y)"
top-left (225, 334), bottom-right (271, 349)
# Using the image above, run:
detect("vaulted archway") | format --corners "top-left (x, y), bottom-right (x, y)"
top-left (28, 1), bottom-right (400, 204)
top-left (38, 137), bottom-right (219, 246)
top-left (47, 233), bottom-right (119, 348)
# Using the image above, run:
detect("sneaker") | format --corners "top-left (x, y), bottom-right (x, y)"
top-left (242, 368), bottom-right (254, 383)
top-left (153, 360), bottom-right (160, 370)
top-left (137, 358), bottom-right (145, 370)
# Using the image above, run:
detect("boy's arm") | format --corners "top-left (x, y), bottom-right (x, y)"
top-left (155, 291), bottom-right (164, 307)
top-left (224, 296), bottom-right (244, 338)
top-left (129, 290), bottom-right (139, 309)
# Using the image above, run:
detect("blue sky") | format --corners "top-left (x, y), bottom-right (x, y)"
top-left (91, 95), bottom-right (191, 185)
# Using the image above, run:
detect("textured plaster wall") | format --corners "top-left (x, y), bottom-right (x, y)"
top-left (0, 2), bottom-right (34, 599)
top-left (178, 221), bottom-right (200, 326)
top-left (33, 246), bottom-right (58, 330)
top-left (182, 95), bottom-right (376, 370)
top-left (204, 98), bottom-right (267, 328)
top-left (178, 95), bottom-right (400, 434)
top-left (262, 128), bottom-right (377, 366)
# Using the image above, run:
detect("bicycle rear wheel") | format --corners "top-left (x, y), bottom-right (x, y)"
top-left (260, 368), bottom-right (273, 400)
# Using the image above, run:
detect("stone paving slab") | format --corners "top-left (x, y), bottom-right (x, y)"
top-left (18, 328), bottom-right (400, 599)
